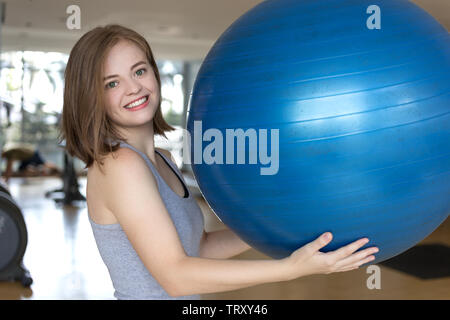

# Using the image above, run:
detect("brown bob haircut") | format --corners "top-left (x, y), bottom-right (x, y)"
top-left (59, 24), bottom-right (174, 170)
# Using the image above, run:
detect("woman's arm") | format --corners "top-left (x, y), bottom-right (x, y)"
top-left (170, 254), bottom-right (289, 296)
top-left (103, 148), bottom-right (378, 297)
top-left (199, 229), bottom-right (251, 259)
top-left (170, 232), bottom-right (376, 297)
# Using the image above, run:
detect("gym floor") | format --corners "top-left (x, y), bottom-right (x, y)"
top-left (0, 176), bottom-right (449, 300)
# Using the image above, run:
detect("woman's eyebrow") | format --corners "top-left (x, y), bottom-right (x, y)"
top-left (103, 61), bottom-right (147, 81)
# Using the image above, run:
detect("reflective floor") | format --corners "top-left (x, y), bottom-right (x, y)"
top-left (0, 176), bottom-right (449, 300)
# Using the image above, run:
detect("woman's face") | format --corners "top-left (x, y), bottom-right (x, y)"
top-left (102, 39), bottom-right (160, 130)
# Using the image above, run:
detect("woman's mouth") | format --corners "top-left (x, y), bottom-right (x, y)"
top-left (123, 95), bottom-right (149, 111)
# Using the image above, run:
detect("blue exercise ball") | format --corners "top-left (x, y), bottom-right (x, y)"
top-left (186, 0), bottom-right (450, 263)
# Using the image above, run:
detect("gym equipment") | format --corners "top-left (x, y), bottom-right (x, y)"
top-left (187, 0), bottom-right (450, 262)
top-left (1, 97), bottom-right (32, 288)
top-left (45, 141), bottom-right (85, 205)
top-left (0, 190), bottom-right (33, 287)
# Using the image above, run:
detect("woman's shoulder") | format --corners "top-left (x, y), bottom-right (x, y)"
top-left (89, 147), bottom-right (154, 186)
top-left (94, 146), bottom-right (174, 176)
top-left (87, 148), bottom-right (157, 225)
top-left (103, 146), bottom-right (146, 169)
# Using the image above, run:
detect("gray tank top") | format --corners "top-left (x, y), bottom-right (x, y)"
top-left (88, 141), bottom-right (204, 300)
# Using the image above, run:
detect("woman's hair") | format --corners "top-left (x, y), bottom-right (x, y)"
top-left (59, 24), bottom-right (175, 169)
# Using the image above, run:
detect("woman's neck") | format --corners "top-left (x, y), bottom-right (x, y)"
top-left (118, 121), bottom-right (157, 164)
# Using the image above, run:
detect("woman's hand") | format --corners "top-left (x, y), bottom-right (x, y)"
top-left (286, 232), bottom-right (379, 279)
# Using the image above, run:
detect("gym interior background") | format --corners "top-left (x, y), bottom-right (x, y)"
top-left (0, 0), bottom-right (449, 300)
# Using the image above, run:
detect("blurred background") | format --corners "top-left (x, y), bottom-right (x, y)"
top-left (0, 0), bottom-right (448, 300)
top-left (0, 0), bottom-right (268, 172)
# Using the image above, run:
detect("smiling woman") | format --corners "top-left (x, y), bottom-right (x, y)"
top-left (58, 24), bottom-right (207, 300)
top-left (100, 40), bottom-right (161, 131)
top-left (59, 24), bottom-right (175, 170)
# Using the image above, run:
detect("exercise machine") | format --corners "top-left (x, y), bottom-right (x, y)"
top-left (45, 140), bottom-right (86, 205)
top-left (0, 102), bottom-right (33, 287)
top-left (0, 187), bottom-right (33, 287)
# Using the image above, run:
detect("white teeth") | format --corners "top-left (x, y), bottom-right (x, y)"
top-left (124, 96), bottom-right (147, 109)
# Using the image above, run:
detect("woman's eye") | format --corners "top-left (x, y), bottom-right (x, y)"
top-left (136, 68), bottom-right (146, 76)
top-left (104, 69), bottom-right (146, 89)
top-left (106, 81), bottom-right (118, 89)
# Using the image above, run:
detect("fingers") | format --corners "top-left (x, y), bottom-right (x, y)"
top-left (306, 232), bottom-right (333, 254)
top-left (335, 254), bottom-right (377, 273)
top-left (330, 237), bottom-right (370, 261)
top-left (334, 246), bottom-right (378, 270)
top-left (301, 233), bottom-right (380, 276)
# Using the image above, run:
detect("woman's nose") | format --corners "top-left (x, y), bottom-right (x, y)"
top-left (125, 78), bottom-right (142, 95)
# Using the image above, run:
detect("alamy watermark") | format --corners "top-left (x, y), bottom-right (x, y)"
top-left (367, 5), bottom-right (381, 30)
top-left (66, 5), bottom-right (81, 30)
top-left (181, 121), bottom-right (279, 176)
top-left (366, 265), bottom-right (381, 290)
